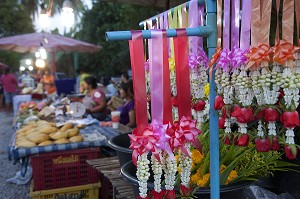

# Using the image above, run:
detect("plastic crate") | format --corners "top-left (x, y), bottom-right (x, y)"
top-left (30, 181), bottom-right (101, 199)
top-left (31, 148), bottom-right (100, 191)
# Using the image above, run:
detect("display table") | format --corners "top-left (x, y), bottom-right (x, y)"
top-left (8, 123), bottom-right (131, 162)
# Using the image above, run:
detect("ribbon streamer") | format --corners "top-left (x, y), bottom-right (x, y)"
top-left (174, 29), bottom-right (192, 119)
top-left (231, 0), bottom-right (240, 49)
top-left (129, 31), bottom-right (148, 132)
top-left (150, 30), bottom-right (165, 123)
top-left (223, 0), bottom-right (231, 49)
top-left (240, 0), bottom-right (252, 50)
top-left (216, 0), bottom-right (223, 48)
top-left (188, 0), bottom-right (203, 53)
top-left (296, 1), bottom-right (300, 44)
top-left (282, 0), bottom-right (294, 44)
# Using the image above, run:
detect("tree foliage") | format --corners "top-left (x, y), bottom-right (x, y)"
top-left (0, 0), bottom-right (34, 71)
top-left (74, 2), bottom-right (161, 77)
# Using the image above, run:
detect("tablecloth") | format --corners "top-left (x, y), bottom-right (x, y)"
top-left (7, 123), bottom-right (124, 162)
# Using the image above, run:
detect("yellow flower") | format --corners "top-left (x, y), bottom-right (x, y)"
top-left (191, 149), bottom-right (204, 164)
top-left (174, 154), bottom-right (179, 163)
top-left (204, 83), bottom-right (210, 97)
top-left (225, 170), bottom-right (238, 185)
top-left (220, 165), bottom-right (227, 174)
top-left (178, 166), bottom-right (182, 173)
top-left (169, 58), bottom-right (175, 71)
top-left (197, 173), bottom-right (210, 187)
top-left (190, 173), bottom-right (201, 185)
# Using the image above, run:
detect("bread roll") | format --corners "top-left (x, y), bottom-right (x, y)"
top-left (16, 139), bottom-right (36, 148)
top-left (60, 123), bottom-right (73, 132)
top-left (69, 135), bottom-right (83, 143)
top-left (49, 131), bottom-right (68, 140)
top-left (67, 127), bottom-right (79, 138)
top-left (27, 133), bottom-right (49, 144)
top-left (54, 138), bottom-right (70, 144)
top-left (39, 126), bottom-right (57, 134)
top-left (38, 140), bottom-right (53, 146)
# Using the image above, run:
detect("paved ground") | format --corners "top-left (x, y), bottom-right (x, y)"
top-left (0, 111), bottom-right (30, 199)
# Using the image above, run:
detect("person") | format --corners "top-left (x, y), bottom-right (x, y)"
top-left (117, 80), bottom-right (136, 128)
top-left (82, 76), bottom-right (107, 121)
top-left (0, 68), bottom-right (18, 112)
top-left (76, 67), bottom-right (90, 94)
top-left (19, 70), bottom-right (35, 88)
top-left (121, 72), bottom-right (129, 84)
top-left (106, 78), bottom-right (118, 98)
top-left (40, 68), bottom-right (57, 98)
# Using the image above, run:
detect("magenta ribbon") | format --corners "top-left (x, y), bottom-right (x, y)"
top-left (231, 0), bottom-right (240, 49)
top-left (223, 0), bottom-right (231, 49)
top-left (240, 0), bottom-right (252, 50)
top-left (188, 0), bottom-right (204, 53)
top-left (216, 48), bottom-right (232, 72)
top-left (231, 46), bottom-right (248, 69)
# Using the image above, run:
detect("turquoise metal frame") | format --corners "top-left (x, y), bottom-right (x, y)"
top-left (105, 0), bottom-right (219, 198)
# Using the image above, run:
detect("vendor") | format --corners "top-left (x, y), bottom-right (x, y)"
top-left (40, 68), bottom-right (57, 98)
top-left (82, 76), bottom-right (107, 121)
top-left (117, 80), bottom-right (136, 128)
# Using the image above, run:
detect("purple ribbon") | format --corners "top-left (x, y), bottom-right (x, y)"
top-left (231, 0), bottom-right (240, 49)
top-left (216, 48), bottom-right (232, 72)
top-left (240, 0), bottom-right (252, 50)
top-left (188, 0), bottom-right (203, 53)
top-left (231, 47), bottom-right (248, 69)
top-left (223, 0), bottom-right (231, 49)
top-left (188, 48), bottom-right (208, 69)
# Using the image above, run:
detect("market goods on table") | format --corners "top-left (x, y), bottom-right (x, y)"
top-left (15, 120), bottom-right (85, 148)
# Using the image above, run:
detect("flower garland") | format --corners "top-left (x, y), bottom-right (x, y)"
top-left (169, 58), bottom-right (178, 121)
top-left (189, 49), bottom-right (209, 124)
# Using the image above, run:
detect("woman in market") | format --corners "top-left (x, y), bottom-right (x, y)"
top-left (40, 68), bottom-right (57, 98)
top-left (82, 76), bottom-right (107, 121)
top-left (117, 80), bottom-right (136, 128)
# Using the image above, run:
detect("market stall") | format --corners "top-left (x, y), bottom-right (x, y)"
top-left (7, 96), bottom-right (131, 198)
top-left (104, 0), bottom-right (300, 198)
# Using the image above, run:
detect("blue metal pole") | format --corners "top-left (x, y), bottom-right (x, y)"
top-left (139, 0), bottom-right (206, 27)
top-left (206, 0), bottom-right (220, 199)
top-left (106, 26), bottom-right (213, 41)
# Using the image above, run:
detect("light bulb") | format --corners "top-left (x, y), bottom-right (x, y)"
top-left (36, 59), bottom-right (45, 68)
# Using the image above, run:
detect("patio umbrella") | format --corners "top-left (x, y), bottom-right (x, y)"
top-left (0, 32), bottom-right (101, 53)
top-left (0, 32), bottom-right (101, 73)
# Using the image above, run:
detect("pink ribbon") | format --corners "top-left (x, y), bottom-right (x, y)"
top-left (175, 117), bottom-right (201, 156)
top-left (151, 120), bottom-right (174, 160)
top-left (150, 30), bottom-right (165, 122)
top-left (129, 127), bottom-right (160, 166)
